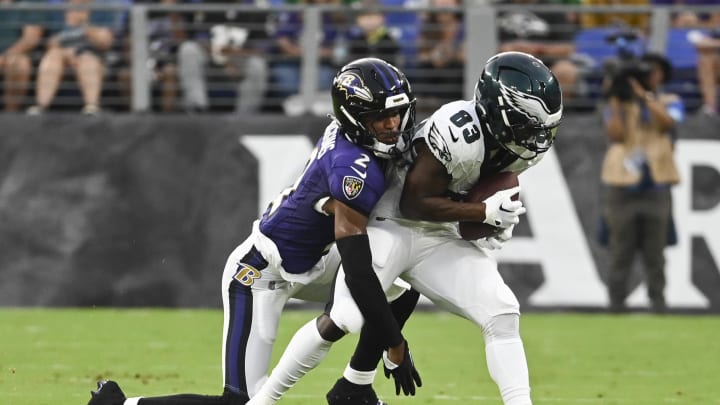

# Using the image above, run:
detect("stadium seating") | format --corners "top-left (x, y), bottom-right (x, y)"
top-left (572, 27), bottom-right (654, 103)
top-left (664, 28), bottom-right (705, 110)
top-left (381, 0), bottom-right (421, 67)
top-left (574, 27), bottom-right (648, 67)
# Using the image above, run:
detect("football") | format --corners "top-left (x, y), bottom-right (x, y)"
top-left (458, 171), bottom-right (520, 240)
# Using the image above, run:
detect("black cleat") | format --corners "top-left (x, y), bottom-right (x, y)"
top-left (87, 380), bottom-right (126, 405)
top-left (326, 378), bottom-right (388, 405)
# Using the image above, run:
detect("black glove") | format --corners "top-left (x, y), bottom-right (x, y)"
top-left (382, 340), bottom-right (422, 396)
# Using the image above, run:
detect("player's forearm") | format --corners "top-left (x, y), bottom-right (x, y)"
top-left (400, 195), bottom-right (486, 223)
top-left (336, 234), bottom-right (404, 348)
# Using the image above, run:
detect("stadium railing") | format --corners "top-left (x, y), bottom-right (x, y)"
top-left (0, 2), bottom-right (716, 114)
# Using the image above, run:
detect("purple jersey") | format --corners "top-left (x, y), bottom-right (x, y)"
top-left (258, 122), bottom-right (386, 274)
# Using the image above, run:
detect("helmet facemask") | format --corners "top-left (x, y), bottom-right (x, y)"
top-left (496, 107), bottom-right (560, 157)
top-left (475, 73), bottom-right (562, 160)
top-left (351, 99), bottom-right (416, 160)
top-left (331, 58), bottom-right (417, 159)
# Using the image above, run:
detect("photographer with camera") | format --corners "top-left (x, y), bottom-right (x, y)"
top-left (600, 52), bottom-right (684, 314)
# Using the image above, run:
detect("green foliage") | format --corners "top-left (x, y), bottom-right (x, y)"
top-left (1, 309), bottom-right (719, 404)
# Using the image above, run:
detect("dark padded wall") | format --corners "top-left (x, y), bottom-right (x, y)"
top-left (0, 114), bottom-right (325, 307)
top-left (0, 113), bottom-right (718, 311)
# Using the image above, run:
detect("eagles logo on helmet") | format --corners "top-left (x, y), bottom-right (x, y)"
top-left (499, 84), bottom-right (560, 127)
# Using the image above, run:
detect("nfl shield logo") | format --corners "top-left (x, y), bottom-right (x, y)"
top-left (343, 176), bottom-right (364, 200)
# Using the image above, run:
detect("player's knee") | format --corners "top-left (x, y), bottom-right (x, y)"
top-left (496, 283), bottom-right (520, 311)
top-left (328, 299), bottom-right (365, 335)
top-left (482, 313), bottom-right (521, 343)
top-left (337, 311), bottom-right (364, 335)
top-left (343, 315), bottom-right (364, 335)
top-left (316, 313), bottom-right (346, 342)
top-left (465, 283), bottom-right (519, 329)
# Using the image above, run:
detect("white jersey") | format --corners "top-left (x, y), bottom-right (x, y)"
top-left (372, 99), bottom-right (545, 236)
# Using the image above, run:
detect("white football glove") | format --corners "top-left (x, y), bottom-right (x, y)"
top-left (495, 223), bottom-right (515, 242)
top-left (472, 236), bottom-right (503, 250)
top-left (472, 224), bottom-right (515, 251)
top-left (482, 186), bottom-right (526, 229)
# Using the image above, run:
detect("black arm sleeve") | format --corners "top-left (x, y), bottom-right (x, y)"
top-left (336, 234), bottom-right (404, 348)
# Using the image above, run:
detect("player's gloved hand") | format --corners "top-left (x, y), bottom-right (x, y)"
top-left (482, 186), bottom-right (525, 229)
top-left (382, 340), bottom-right (422, 396)
top-left (473, 235), bottom-right (504, 250)
top-left (495, 222), bottom-right (515, 242)
top-left (472, 224), bottom-right (515, 250)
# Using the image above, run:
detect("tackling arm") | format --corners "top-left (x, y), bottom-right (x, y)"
top-left (325, 199), bottom-right (406, 361)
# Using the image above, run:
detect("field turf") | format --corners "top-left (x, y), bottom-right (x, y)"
top-left (1, 308), bottom-right (719, 405)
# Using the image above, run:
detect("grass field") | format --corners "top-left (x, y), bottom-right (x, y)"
top-left (1, 308), bottom-right (719, 405)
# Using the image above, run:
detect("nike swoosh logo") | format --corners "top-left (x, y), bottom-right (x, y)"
top-left (351, 166), bottom-right (367, 179)
top-left (448, 126), bottom-right (459, 142)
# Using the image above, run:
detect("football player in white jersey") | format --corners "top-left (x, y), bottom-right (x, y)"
top-left (250, 51), bottom-right (562, 405)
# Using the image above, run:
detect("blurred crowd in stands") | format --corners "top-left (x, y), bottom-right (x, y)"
top-left (0, 0), bottom-right (718, 116)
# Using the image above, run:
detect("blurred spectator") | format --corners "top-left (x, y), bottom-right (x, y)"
top-left (268, 0), bottom-right (344, 107)
top-left (177, 0), bottom-right (270, 113)
top-left (664, 5), bottom-right (720, 116)
top-left (497, 0), bottom-right (583, 100)
top-left (599, 53), bottom-right (683, 314)
top-left (581, 0), bottom-right (650, 33)
top-left (336, 5), bottom-right (400, 66)
top-left (26, 0), bottom-right (127, 115)
top-left (650, 0), bottom-right (719, 28)
top-left (413, 0), bottom-right (464, 110)
top-left (691, 28), bottom-right (720, 116)
top-left (0, 0), bottom-right (49, 112)
top-left (115, 0), bottom-right (188, 112)
top-left (145, 0), bottom-right (187, 112)
top-left (498, 0), bottom-right (579, 64)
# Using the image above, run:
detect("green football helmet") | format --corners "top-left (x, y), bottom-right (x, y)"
top-left (474, 51), bottom-right (563, 159)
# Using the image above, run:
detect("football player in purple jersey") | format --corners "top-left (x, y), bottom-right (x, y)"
top-left (86, 58), bottom-right (419, 405)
